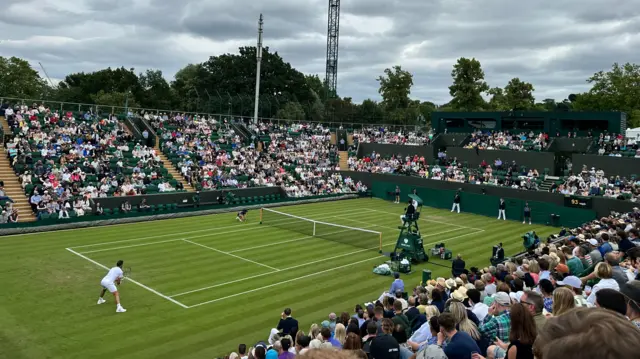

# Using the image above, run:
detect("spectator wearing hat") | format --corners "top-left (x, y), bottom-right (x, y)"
top-left (557, 276), bottom-right (588, 307)
top-left (586, 262), bottom-right (620, 305)
top-left (619, 280), bottom-right (640, 329)
top-left (587, 238), bottom-right (603, 264)
top-left (479, 292), bottom-right (512, 343)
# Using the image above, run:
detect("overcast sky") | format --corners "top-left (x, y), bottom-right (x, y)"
top-left (1, 0), bottom-right (639, 105)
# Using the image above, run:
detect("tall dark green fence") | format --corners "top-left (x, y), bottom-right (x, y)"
top-left (371, 181), bottom-right (596, 228)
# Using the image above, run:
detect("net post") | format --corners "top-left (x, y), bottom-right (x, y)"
top-left (313, 221), bottom-right (316, 236)
top-left (259, 208), bottom-right (263, 224)
top-left (379, 232), bottom-right (383, 253)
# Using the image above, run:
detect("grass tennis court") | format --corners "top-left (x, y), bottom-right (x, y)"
top-left (0, 198), bottom-right (559, 359)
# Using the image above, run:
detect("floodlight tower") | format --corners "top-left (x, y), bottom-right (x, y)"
top-left (253, 14), bottom-right (264, 124)
top-left (325, 0), bottom-right (340, 99)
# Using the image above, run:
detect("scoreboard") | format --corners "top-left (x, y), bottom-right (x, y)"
top-left (564, 195), bottom-right (593, 209)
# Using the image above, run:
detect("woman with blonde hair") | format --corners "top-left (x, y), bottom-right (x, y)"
top-left (448, 301), bottom-right (481, 341)
top-left (550, 287), bottom-right (576, 316)
top-left (334, 323), bottom-right (347, 346)
top-left (586, 262), bottom-right (620, 305)
top-left (308, 324), bottom-right (320, 341)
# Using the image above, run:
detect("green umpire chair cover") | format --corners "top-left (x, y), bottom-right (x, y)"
top-left (422, 270), bottom-right (432, 285)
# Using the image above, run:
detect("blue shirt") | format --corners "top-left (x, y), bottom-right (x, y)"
top-left (409, 321), bottom-right (432, 344)
top-left (443, 331), bottom-right (481, 359)
top-left (599, 242), bottom-right (613, 257)
top-left (328, 337), bottom-right (342, 348)
top-left (390, 279), bottom-right (405, 294)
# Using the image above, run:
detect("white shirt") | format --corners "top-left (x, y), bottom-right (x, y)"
top-left (586, 278), bottom-right (620, 305)
top-left (102, 266), bottom-right (124, 284)
top-left (471, 302), bottom-right (489, 322)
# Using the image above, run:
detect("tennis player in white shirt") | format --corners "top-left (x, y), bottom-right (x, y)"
top-left (97, 260), bottom-right (126, 313)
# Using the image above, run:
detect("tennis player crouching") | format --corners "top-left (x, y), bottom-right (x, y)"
top-left (236, 209), bottom-right (248, 222)
top-left (97, 260), bottom-right (127, 313)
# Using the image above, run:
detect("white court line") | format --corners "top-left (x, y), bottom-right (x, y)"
top-left (186, 229), bottom-right (485, 308)
top-left (365, 209), bottom-right (484, 230)
top-left (69, 207), bottom-right (367, 249)
top-left (77, 239), bottom-right (183, 254)
top-left (181, 239), bottom-right (280, 271)
top-left (65, 248), bottom-right (189, 309)
top-left (170, 227), bottom-right (477, 298)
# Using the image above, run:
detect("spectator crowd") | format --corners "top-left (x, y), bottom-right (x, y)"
top-left (219, 208), bottom-right (640, 359)
top-left (464, 131), bottom-right (549, 152)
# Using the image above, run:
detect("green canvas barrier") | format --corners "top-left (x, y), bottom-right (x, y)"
top-left (372, 181), bottom-right (595, 228)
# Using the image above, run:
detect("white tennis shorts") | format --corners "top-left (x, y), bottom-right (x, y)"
top-left (101, 280), bottom-right (118, 293)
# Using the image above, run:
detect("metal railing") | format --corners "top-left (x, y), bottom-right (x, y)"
top-left (0, 96), bottom-right (432, 133)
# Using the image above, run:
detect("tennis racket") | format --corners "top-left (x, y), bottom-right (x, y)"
top-left (122, 267), bottom-right (132, 281)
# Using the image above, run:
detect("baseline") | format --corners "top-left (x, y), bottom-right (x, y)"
top-left (65, 248), bottom-right (189, 309)
top-left (68, 207), bottom-right (367, 249)
top-left (365, 208), bottom-right (484, 230)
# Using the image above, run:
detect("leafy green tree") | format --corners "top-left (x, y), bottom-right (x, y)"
top-left (448, 57), bottom-right (489, 111)
top-left (57, 67), bottom-right (142, 104)
top-left (487, 87), bottom-right (508, 110)
top-left (171, 63), bottom-right (208, 112)
top-left (91, 90), bottom-right (139, 110)
top-left (0, 56), bottom-right (47, 98)
top-left (377, 66), bottom-right (413, 111)
top-left (138, 69), bottom-right (173, 110)
top-left (357, 99), bottom-right (385, 124)
top-left (201, 46), bottom-right (314, 118)
top-left (275, 101), bottom-right (305, 121)
top-left (572, 63), bottom-right (640, 127)
top-left (504, 78), bottom-right (535, 110)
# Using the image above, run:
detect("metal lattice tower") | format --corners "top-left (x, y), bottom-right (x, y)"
top-left (325, 0), bottom-right (340, 98)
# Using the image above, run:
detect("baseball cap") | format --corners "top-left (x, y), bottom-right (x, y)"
top-left (321, 320), bottom-right (331, 328)
top-left (493, 292), bottom-right (512, 306)
top-left (557, 276), bottom-right (582, 289)
top-left (588, 238), bottom-right (598, 246)
top-left (619, 280), bottom-right (640, 312)
top-left (369, 334), bottom-right (401, 359)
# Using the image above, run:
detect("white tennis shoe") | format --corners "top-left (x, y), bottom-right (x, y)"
top-left (116, 306), bottom-right (127, 313)
top-left (97, 298), bottom-right (106, 305)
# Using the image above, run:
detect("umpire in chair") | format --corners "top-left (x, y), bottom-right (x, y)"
top-left (400, 199), bottom-right (417, 228)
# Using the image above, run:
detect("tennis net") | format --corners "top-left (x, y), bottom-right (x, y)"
top-left (260, 208), bottom-right (383, 251)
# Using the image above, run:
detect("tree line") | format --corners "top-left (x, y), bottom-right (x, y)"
top-left (1, 49), bottom-right (639, 127)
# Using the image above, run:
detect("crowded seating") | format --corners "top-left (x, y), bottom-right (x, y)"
top-left (149, 115), bottom-right (357, 196)
top-left (352, 127), bottom-right (433, 145)
top-left (349, 154), bottom-right (545, 190)
top-left (2, 104), bottom-right (185, 220)
top-left (464, 130), bottom-right (549, 151)
top-left (219, 208), bottom-right (640, 358)
top-left (594, 132), bottom-right (640, 157)
top-left (558, 165), bottom-right (639, 202)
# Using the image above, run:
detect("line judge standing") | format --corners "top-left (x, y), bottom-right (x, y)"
top-left (451, 191), bottom-right (461, 213)
top-left (498, 198), bottom-right (506, 220)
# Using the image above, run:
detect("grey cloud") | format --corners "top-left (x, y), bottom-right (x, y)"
top-left (0, 0), bottom-right (638, 105)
